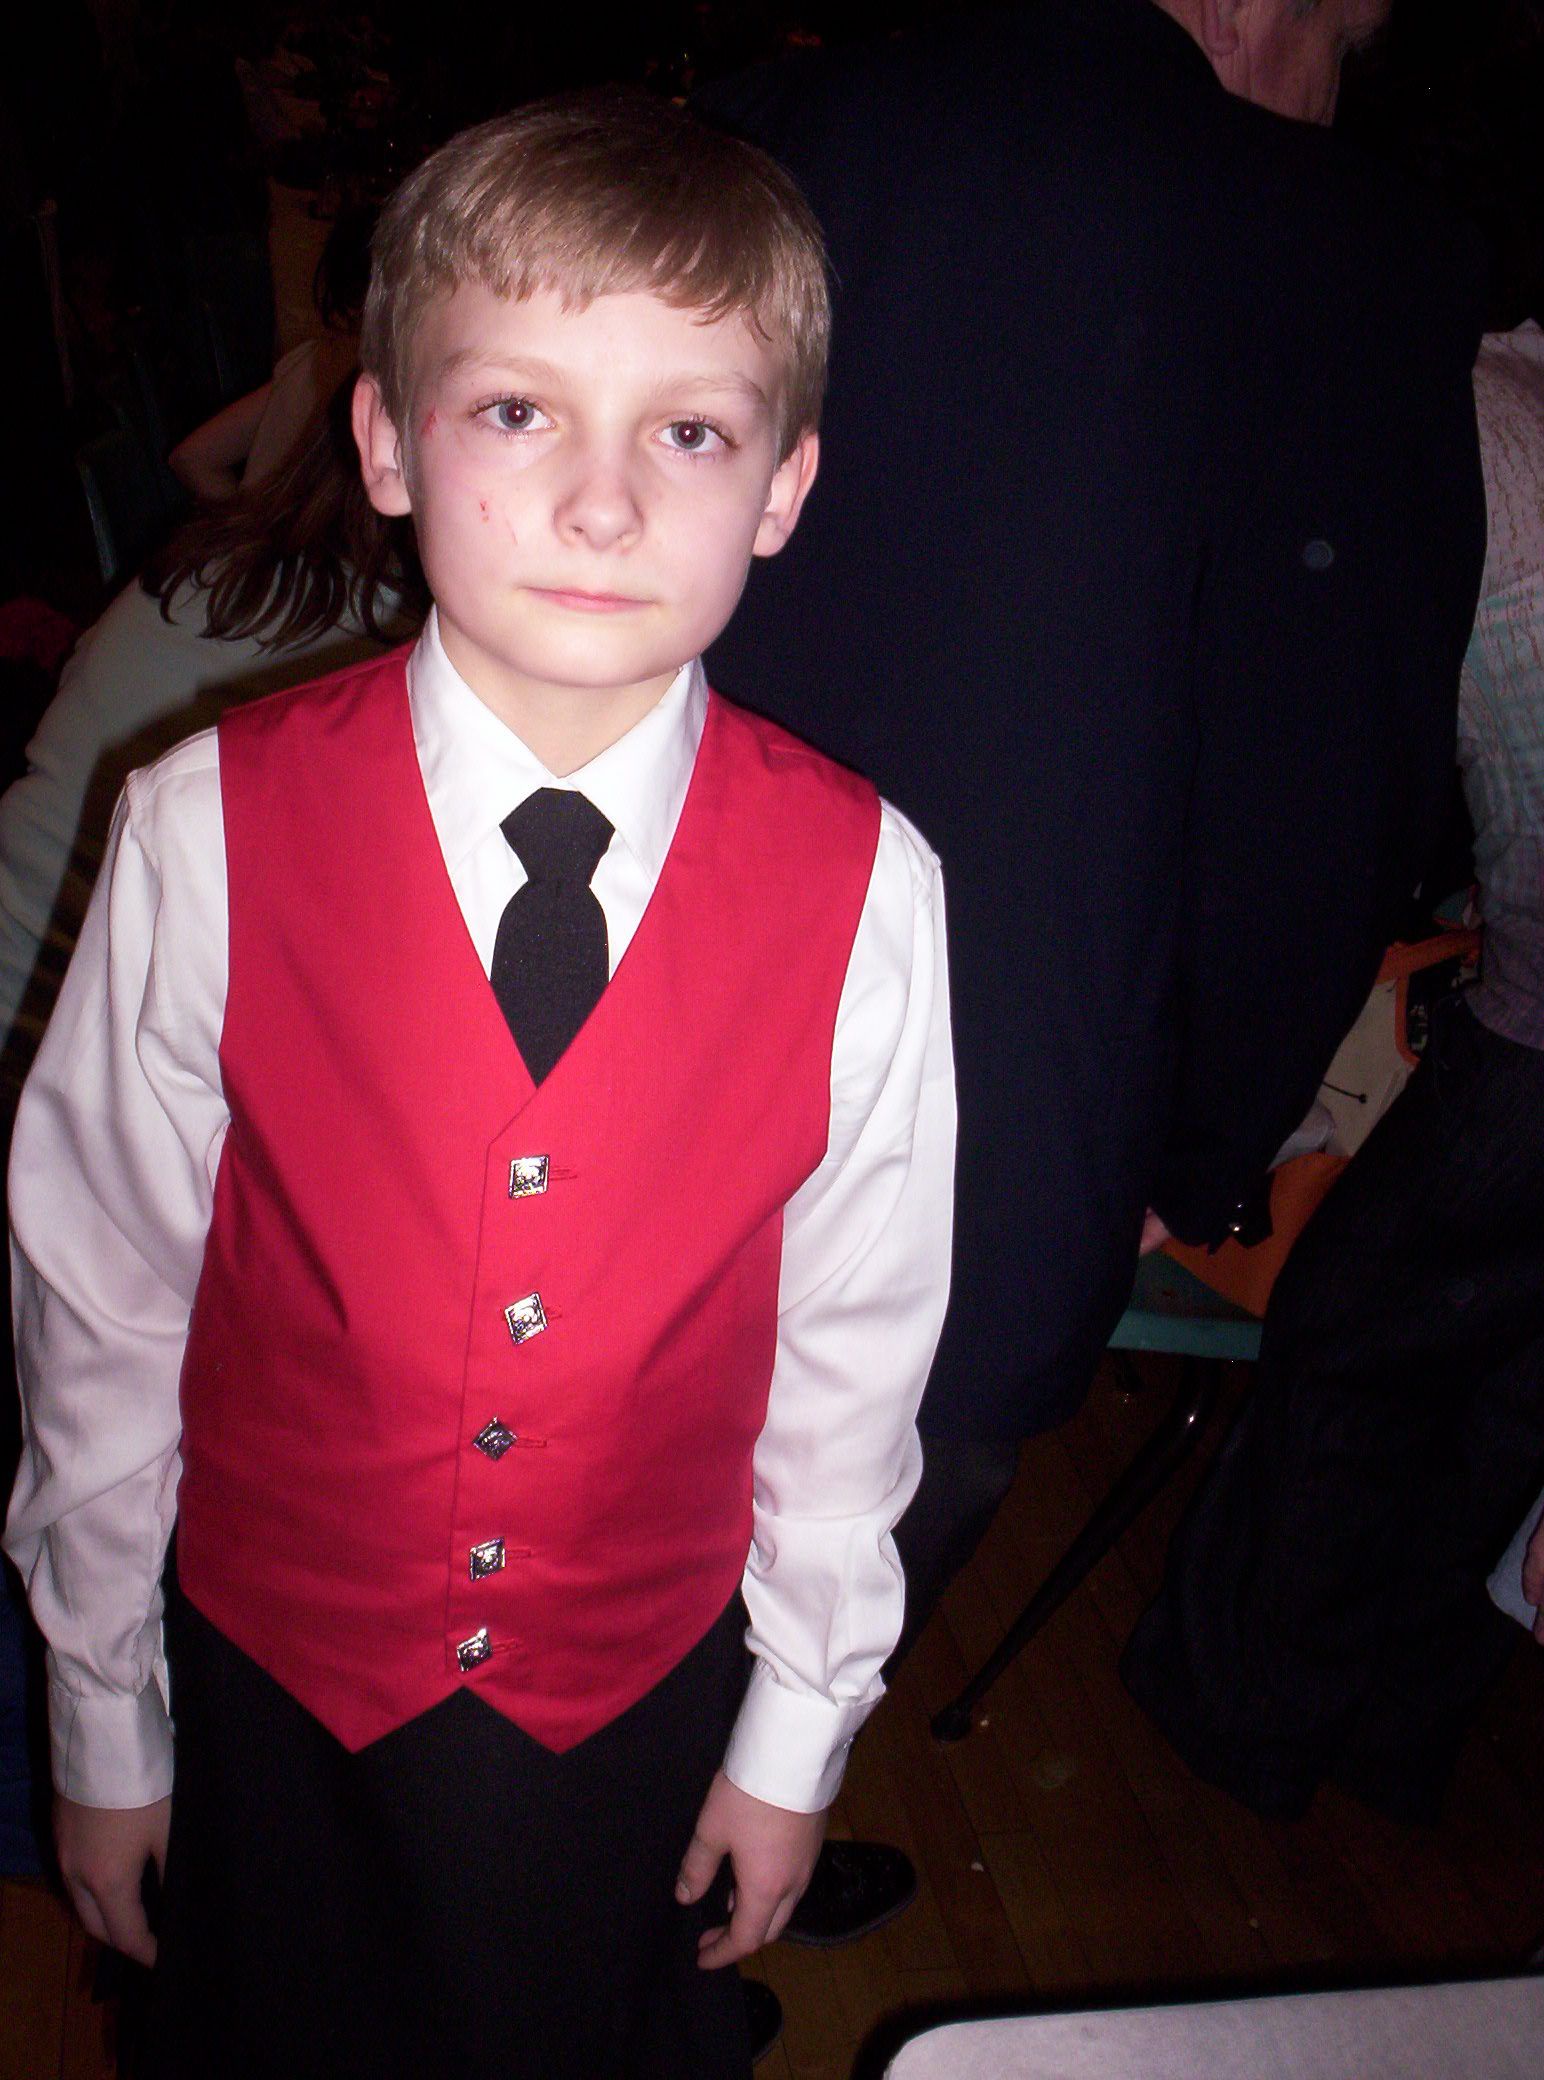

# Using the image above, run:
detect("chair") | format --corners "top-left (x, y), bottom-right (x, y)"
top-left (930, 1252), bottom-right (1260, 1741)
top-left (73, 349), bottom-right (189, 588)
top-left (74, 423), bottom-right (171, 589)
top-left (930, 923), bottom-right (1482, 1745)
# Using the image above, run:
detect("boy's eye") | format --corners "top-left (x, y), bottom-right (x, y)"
top-left (483, 397), bottom-right (550, 435)
top-left (660, 419), bottom-right (728, 455)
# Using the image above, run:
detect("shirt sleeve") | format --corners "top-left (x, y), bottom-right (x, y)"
top-left (721, 802), bottom-right (955, 1812)
top-left (4, 736), bottom-right (229, 1807)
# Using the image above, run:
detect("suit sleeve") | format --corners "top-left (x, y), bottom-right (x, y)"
top-left (1149, 216), bottom-right (1487, 1246)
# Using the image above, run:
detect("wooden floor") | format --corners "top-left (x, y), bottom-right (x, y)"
top-left (4, 1352), bottom-right (1542, 2080)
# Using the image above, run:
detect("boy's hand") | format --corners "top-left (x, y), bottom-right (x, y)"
top-left (54, 1794), bottom-right (172, 1968)
top-left (676, 1770), bottom-right (826, 1968)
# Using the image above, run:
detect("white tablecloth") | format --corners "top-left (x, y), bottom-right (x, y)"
top-left (886, 1975), bottom-right (1544, 2079)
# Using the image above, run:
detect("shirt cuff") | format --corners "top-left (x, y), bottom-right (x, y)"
top-left (720, 1657), bottom-right (878, 1813)
top-left (50, 1671), bottom-right (174, 1807)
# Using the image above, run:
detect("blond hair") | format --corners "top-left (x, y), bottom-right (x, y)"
top-left (361, 92), bottom-right (830, 457)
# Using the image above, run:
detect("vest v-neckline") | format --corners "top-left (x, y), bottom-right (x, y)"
top-left (389, 669), bottom-right (722, 1113)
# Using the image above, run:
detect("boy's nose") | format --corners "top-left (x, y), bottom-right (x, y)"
top-left (552, 448), bottom-right (644, 552)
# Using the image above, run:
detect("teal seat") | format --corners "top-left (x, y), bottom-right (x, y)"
top-left (1109, 1249), bottom-right (1263, 1363)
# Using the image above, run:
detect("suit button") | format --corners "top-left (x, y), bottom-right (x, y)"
top-left (469, 1537), bottom-right (506, 1580)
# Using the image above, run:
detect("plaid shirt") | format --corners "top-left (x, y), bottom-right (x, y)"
top-left (1461, 322), bottom-right (1544, 1051)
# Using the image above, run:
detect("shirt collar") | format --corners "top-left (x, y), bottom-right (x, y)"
top-left (407, 607), bottom-right (706, 878)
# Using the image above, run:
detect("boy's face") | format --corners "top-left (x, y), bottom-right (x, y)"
top-left (355, 283), bottom-right (818, 763)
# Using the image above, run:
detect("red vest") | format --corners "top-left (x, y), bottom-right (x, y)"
top-left (175, 653), bottom-right (879, 1752)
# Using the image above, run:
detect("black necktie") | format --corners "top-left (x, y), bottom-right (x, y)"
top-left (491, 789), bottom-right (614, 1084)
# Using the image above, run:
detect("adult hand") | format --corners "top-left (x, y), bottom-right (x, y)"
top-left (675, 1770), bottom-right (826, 1967)
top-left (1138, 1208), bottom-right (1171, 1256)
top-left (54, 1794), bottom-right (172, 1967)
top-left (1522, 1506), bottom-right (1544, 1646)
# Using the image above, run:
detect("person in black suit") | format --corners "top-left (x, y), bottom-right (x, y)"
top-left (1120, 303), bottom-right (1544, 1826)
top-left (701, 0), bottom-right (1486, 1944)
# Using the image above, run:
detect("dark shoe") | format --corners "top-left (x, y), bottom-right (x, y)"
top-left (780, 1840), bottom-right (917, 1947)
top-left (742, 1977), bottom-right (783, 2064)
top-left (1328, 1754), bottom-right (1445, 1827)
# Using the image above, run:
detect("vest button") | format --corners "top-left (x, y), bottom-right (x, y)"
top-left (456, 1628), bottom-right (492, 1672)
top-left (508, 1155), bottom-right (550, 1198)
top-left (473, 1418), bottom-right (517, 1460)
top-left (505, 1292), bottom-right (548, 1344)
top-left (469, 1537), bottom-right (506, 1580)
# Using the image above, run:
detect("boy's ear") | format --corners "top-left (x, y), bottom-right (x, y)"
top-left (352, 373), bottom-right (414, 517)
top-left (1198, 0), bottom-right (1245, 62)
top-left (752, 431), bottom-right (820, 559)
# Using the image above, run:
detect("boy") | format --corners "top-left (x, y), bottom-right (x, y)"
top-left (5, 93), bottom-right (952, 2080)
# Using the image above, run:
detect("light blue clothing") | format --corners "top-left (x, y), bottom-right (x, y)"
top-left (0, 579), bottom-right (385, 1075)
top-left (1488, 1500), bottom-right (1539, 1629)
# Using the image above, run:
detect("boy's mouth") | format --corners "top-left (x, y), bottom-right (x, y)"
top-left (528, 586), bottom-right (647, 613)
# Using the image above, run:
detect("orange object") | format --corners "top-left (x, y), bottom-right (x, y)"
top-left (1164, 1151), bottom-right (1347, 1319)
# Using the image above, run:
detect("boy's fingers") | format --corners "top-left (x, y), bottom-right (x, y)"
top-left (696, 1882), bottom-right (785, 1968)
top-left (101, 1880), bottom-right (158, 1968)
top-left (674, 1829), bottom-right (723, 1905)
top-left (66, 1880), bottom-right (111, 1950)
top-left (79, 1878), bottom-right (157, 1968)
top-left (696, 1917), bottom-right (749, 1968)
top-left (106, 1912), bottom-right (157, 1970)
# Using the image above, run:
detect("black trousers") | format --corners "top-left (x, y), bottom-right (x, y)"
top-left (145, 1579), bottom-right (752, 2080)
top-left (1123, 1001), bottom-right (1544, 1820)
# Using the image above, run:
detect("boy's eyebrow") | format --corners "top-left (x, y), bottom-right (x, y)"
top-left (434, 347), bottom-right (561, 387)
top-left (657, 371), bottom-right (774, 411)
top-left (435, 348), bottom-right (773, 411)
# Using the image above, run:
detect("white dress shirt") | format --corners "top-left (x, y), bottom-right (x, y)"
top-left (6, 611), bottom-right (955, 1816)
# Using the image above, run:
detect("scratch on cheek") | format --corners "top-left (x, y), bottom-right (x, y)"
top-left (478, 498), bottom-right (491, 523)
top-left (419, 407), bottom-right (438, 439)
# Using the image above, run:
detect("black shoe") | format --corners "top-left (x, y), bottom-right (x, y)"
top-left (742, 1977), bottom-right (783, 2064)
top-left (1328, 1754), bottom-right (1446, 1827)
top-left (780, 1840), bottom-right (918, 1947)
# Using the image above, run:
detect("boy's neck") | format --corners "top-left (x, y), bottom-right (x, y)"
top-left (437, 622), bottom-right (681, 776)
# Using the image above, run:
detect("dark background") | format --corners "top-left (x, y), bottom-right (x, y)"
top-left (2, 0), bottom-right (1541, 631)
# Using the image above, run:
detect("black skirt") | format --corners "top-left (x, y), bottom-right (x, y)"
top-left (143, 1571), bottom-right (753, 2080)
